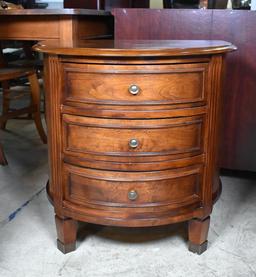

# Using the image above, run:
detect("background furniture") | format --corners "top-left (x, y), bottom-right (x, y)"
top-left (0, 9), bottom-right (113, 43)
top-left (0, 143), bottom-right (7, 165)
top-left (232, 0), bottom-right (251, 9)
top-left (208, 0), bottom-right (228, 8)
top-left (0, 67), bottom-right (47, 144)
top-left (163, 0), bottom-right (203, 8)
top-left (113, 8), bottom-right (256, 172)
top-left (105, 0), bottom-right (149, 9)
top-left (64, 0), bottom-right (104, 9)
top-left (0, 9), bottom-right (114, 165)
top-left (3, 0), bottom-right (37, 8)
top-left (2, 41), bottom-right (43, 80)
top-left (163, 0), bottom-right (229, 9)
top-left (35, 39), bottom-right (235, 254)
top-left (64, 0), bottom-right (150, 9)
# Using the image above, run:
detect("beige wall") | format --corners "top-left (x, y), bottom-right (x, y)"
top-left (150, 0), bottom-right (163, 8)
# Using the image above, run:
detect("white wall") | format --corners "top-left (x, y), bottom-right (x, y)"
top-left (150, 0), bottom-right (163, 8)
top-left (251, 0), bottom-right (256, 10)
top-left (35, 0), bottom-right (63, 9)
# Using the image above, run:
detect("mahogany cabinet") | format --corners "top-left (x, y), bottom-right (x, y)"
top-left (35, 39), bottom-right (235, 255)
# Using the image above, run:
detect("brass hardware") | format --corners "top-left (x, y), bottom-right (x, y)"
top-left (128, 190), bottom-right (138, 201)
top-left (129, 139), bottom-right (139, 148)
top-left (128, 84), bottom-right (140, 95)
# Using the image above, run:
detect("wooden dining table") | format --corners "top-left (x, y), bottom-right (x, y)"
top-left (0, 9), bottom-right (114, 166)
top-left (0, 9), bottom-right (114, 43)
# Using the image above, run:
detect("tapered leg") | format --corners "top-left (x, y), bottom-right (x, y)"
top-left (188, 216), bottom-right (210, 255)
top-left (0, 81), bottom-right (10, 130)
top-left (28, 73), bottom-right (47, 144)
top-left (55, 215), bottom-right (77, 254)
top-left (0, 143), bottom-right (7, 165)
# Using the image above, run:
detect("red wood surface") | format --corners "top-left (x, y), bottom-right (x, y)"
top-left (39, 40), bottom-right (229, 253)
top-left (113, 9), bottom-right (256, 172)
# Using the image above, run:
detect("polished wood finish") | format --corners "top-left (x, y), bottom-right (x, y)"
top-left (113, 9), bottom-right (256, 172)
top-left (64, 163), bottom-right (203, 211)
top-left (36, 40), bottom-right (235, 254)
top-left (188, 216), bottom-right (210, 254)
top-left (55, 215), bottom-right (77, 254)
top-left (0, 8), bottom-right (110, 15)
top-left (35, 39), bottom-right (235, 56)
top-left (63, 115), bottom-right (204, 157)
top-left (0, 67), bottom-right (47, 143)
top-left (63, 63), bottom-right (206, 104)
top-left (0, 9), bottom-right (113, 42)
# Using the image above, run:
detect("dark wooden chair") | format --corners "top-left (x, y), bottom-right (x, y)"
top-left (0, 67), bottom-right (47, 144)
top-left (0, 143), bottom-right (7, 165)
top-left (4, 41), bottom-right (43, 77)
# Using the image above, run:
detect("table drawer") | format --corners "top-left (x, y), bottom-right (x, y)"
top-left (62, 114), bottom-right (205, 158)
top-left (62, 63), bottom-right (208, 106)
top-left (64, 164), bottom-right (202, 208)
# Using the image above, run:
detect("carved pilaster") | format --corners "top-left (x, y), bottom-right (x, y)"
top-left (44, 54), bottom-right (64, 215)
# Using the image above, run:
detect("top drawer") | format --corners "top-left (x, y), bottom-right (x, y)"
top-left (62, 63), bottom-right (208, 106)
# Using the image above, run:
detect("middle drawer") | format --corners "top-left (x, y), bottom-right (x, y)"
top-left (62, 114), bottom-right (205, 164)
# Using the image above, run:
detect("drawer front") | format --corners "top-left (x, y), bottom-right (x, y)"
top-left (62, 63), bottom-right (208, 105)
top-left (64, 164), bottom-right (202, 208)
top-left (63, 114), bottom-right (204, 158)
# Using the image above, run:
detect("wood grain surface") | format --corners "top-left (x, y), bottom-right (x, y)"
top-left (37, 40), bottom-right (234, 254)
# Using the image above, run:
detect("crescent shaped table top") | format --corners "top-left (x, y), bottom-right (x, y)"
top-left (0, 9), bottom-right (110, 16)
top-left (34, 39), bottom-right (237, 57)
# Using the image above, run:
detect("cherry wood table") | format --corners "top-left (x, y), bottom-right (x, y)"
top-left (35, 39), bottom-right (236, 255)
top-left (0, 9), bottom-right (113, 43)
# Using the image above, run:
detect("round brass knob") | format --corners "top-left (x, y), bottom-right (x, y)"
top-left (128, 84), bottom-right (140, 95)
top-left (129, 139), bottom-right (139, 149)
top-left (128, 190), bottom-right (138, 201)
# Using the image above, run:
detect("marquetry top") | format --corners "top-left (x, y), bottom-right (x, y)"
top-left (34, 39), bottom-right (237, 57)
top-left (0, 8), bottom-right (110, 16)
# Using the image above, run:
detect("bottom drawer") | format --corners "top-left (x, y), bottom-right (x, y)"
top-left (63, 163), bottom-right (203, 208)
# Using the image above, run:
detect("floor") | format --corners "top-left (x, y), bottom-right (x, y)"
top-left (0, 119), bottom-right (256, 277)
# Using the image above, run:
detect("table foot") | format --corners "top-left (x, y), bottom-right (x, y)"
top-left (188, 216), bottom-right (210, 255)
top-left (55, 215), bottom-right (77, 254)
top-left (188, 240), bottom-right (208, 255)
top-left (57, 239), bottom-right (76, 254)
